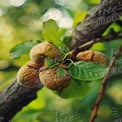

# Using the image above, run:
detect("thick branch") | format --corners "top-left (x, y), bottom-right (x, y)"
top-left (0, 79), bottom-right (43, 122)
top-left (70, 0), bottom-right (122, 49)
top-left (0, 0), bottom-right (121, 121)
top-left (89, 45), bottom-right (122, 122)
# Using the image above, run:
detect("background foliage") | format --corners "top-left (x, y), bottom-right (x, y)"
top-left (0, 0), bottom-right (122, 122)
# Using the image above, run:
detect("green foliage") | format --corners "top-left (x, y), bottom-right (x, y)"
top-left (44, 57), bottom-right (60, 68)
top-left (44, 57), bottom-right (54, 67)
top-left (73, 11), bottom-right (88, 27)
top-left (90, 42), bottom-right (106, 51)
top-left (58, 28), bottom-right (67, 37)
top-left (56, 67), bottom-right (67, 77)
top-left (42, 19), bottom-right (69, 53)
top-left (42, 19), bottom-right (61, 46)
top-left (9, 40), bottom-right (41, 59)
top-left (55, 79), bottom-right (91, 99)
top-left (69, 61), bottom-right (108, 81)
top-left (1, 0), bottom-right (122, 122)
top-left (89, 0), bottom-right (100, 4)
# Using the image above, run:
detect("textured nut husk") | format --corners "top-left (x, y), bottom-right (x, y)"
top-left (17, 61), bottom-right (42, 88)
top-left (39, 65), bottom-right (71, 91)
top-left (30, 42), bottom-right (61, 63)
top-left (76, 50), bottom-right (109, 65)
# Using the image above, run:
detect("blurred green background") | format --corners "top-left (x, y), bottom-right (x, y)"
top-left (0, 0), bottom-right (122, 122)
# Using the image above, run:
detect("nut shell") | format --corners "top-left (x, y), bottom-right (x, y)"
top-left (17, 61), bottom-right (42, 88)
top-left (76, 50), bottom-right (109, 65)
top-left (39, 65), bottom-right (71, 91)
top-left (30, 42), bottom-right (61, 63)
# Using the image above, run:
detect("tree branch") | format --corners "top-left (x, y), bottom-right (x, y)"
top-left (0, 79), bottom-right (43, 122)
top-left (70, 0), bottom-right (122, 49)
top-left (89, 45), bottom-right (122, 122)
top-left (0, 0), bottom-right (121, 121)
top-left (67, 31), bottom-right (122, 61)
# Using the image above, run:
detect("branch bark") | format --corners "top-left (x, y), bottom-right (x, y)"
top-left (89, 45), bottom-right (122, 122)
top-left (0, 0), bottom-right (122, 122)
top-left (70, 0), bottom-right (122, 48)
top-left (0, 79), bottom-right (43, 122)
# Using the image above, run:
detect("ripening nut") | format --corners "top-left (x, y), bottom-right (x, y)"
top-left (30, 42), bottom-right (62, 64)
top-left (39, 65), bottom-right (71, 91)
top-left (17, 61), bottom-right (42, 88)
top-left (76, 50), bottom-right (109, 65)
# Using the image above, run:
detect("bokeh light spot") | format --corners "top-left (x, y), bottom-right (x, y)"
top-left (10, 0), bottom-right (26, 7)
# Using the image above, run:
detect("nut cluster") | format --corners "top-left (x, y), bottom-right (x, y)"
top-left (17, 42), bottom-right (109, 91)
top-left (17, 42), bottom-right (71, 91)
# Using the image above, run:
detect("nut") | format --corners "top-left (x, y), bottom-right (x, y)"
top-left (39, 65), bottom-right (71, 91)
top-left (30, 42), bottom-right (62, 64)
top-left (17, 61), bottom-right (42, 88)
top-left (76, 50), bottom-right (109, 65)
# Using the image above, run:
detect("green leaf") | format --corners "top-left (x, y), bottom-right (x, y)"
top-left (90, 42), bottom-right (105, 51)
top-left (89, 0), bottom-right (100, 4)
top-left (59, 44), bottom-right (69, 53)
top-left (56, 68), bottom-right (67, 77)
top-left (54, 79), bottom-right (91, 99)
top-left (44, 57), bottom-right (54, 67)
top-left (9, 40), bottom-right (41, 59)
top-left (42, 19), bottom-right (69, 52)
top-left (69, 61), bottom-right (108, 81)
top-left (59, 28), bottom-right (67, 37)
top-left (42, 19), bottom-right (62, 46)
top-left (44, 57), bottom-right (59, 68)
top-left (73, 12), bottom-right (88, 27)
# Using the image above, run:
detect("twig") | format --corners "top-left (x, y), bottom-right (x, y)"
top-left (66, 31), bottom-right (122, 61)
top-left (89, 45), bottom-right (122, 122)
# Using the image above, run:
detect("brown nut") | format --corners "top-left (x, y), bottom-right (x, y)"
top-left (76, 50), bottom-right (109, 65)
top-left (30, 42), bottom-right (62, 64)
top-left (17, 61), bottom-right (42, 88)
top-left (39, 65), bottom-right (71, 91)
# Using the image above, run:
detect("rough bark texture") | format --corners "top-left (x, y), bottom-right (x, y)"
top-left (71, 0), bottom-right (122, 48)
top-left (0, 0), bottom-right (121, 122)
top-left (0, 79), bottom-right (43, 122)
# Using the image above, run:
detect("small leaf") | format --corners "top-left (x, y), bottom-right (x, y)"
top-left (54, 79), bottom-right (91, 99)
top-left (9, 40), bottom-right (41, 59)
top-left (42, 19), bottom-right (69, 52)
top-left (56, 68), bottom-right (67, 77)
top-left (63, 36), bottom-right (71, 47)
top-left (69, 61), bottom-right (108, 81)
top-left (59, 44), bottom-right (69, 53)
top-left (59, 28), bottom-right (67, 37)
top-left (44, 57), bottom-right (59, 68)
top-left (89, 0), bottom-right (100, 4)
top-left (44, 57), bottom-right (54, 67)
top-left (73, 11), bottom-right (88, 27)
top-left (42, 19), bottom-right (62, 46)
top-left (90, 42), bottom-right (105, 51)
